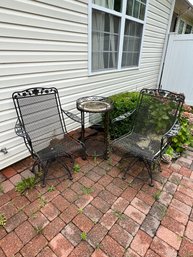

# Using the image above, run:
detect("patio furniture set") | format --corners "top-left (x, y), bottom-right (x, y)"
top-left (12, 87), bottom-right (185, 187)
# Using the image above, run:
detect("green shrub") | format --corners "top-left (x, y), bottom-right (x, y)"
top-left (170, 117), bottom-right (193, 153)
top-left (108, 91), bottom-right (140, 139)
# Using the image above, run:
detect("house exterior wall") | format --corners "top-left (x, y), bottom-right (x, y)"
top-left (0, 0), bottom-right (173, 169)
top-left (172, 0), bottom-right (193, 33)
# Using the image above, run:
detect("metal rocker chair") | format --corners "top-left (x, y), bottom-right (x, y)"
top-left (111, 88), bottom-right (185, 186)
top-left (12, 87), bottom-right (86, 187)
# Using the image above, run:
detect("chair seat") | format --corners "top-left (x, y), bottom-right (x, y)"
top-left (112, 132), bottom-right (162, 161)
top-left (37, 135), bottom-right (83, 161)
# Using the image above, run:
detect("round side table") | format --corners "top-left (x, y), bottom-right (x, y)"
top-left (76, 96), bottom-right (113, 159)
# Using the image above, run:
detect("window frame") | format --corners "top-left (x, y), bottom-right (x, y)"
top-left (176, 18), bottom-right (193, 34)
top-left (88, 0), bottom-right (149, 75)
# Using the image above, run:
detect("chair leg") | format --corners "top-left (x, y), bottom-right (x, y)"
top-left (122, 158), bottom-right (138, 180)
top-left (58, 155), bottom-right (74, 181)
top-left (143, 160), bottom-right (154, 187)
top-left (41, 161), bottom-right (49, 188)
top-left (31, 160), bottom-right (38, 173)
top-left (82, 147), bottom-right (87, 161)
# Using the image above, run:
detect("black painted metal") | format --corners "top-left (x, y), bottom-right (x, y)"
top-left (112, 88), bottom-right (185, 186)
top-left (12, 87), bottom-right (86, 187)
top-left (76, 96), bottom-right (113, 159)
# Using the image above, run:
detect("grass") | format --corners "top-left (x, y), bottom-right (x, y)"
top-left (170, 177), bottom-right (181, 185)
top-left (47, 185), bottom-right (55, 192)
top-left (38, 195), bottom-right (47, 208)
top-left (78, 208), bottom-right (83, 214)
top-left (81, 186), bottom-right (93, 195)
top-left (15, 176), bottom-right (36, 194)
top-left (80, 231), bottom-right (87, 241)
top-left (113, 210), bottom-right (125, 220)
top-left (0, 213), bottom-right (7, 227)
top-left (34, 225), bottom-right (44, 235)
top-left (73, 163), bottom-right (80, 174)
top-left (153, 190), bottom-right (161, 201)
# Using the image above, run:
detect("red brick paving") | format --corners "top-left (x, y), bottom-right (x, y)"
top-left (49, 233), bottom-right (73, 257)
top-left (21, 234), bottom-right (47, 257)
top-left (37, 246), bottom-right (57, 257)
top-left (2, 167), bottom-right (17, 178)
top-left (0, 232), bottom-right (22, 256)
top-left (156, 225), bottom-right (181, 250)
top-left (151, 236), bottom-right (177, 257)
top-left (185, 220), bottom-right (193, 241)
top-left (124, 205), bottom-right (146, 224)
top-left (131, 230), bottom-right (152, 256)
top-left (0, 146), bottom-right (193, 257)
top-left (73, 213), bottom-right (94, 233)
top-left (91, 249), bottom-right (108, 257)
top-left (100, 235), bottom-right (125, 257)
top-left (161, 215), bottom-right (185, 236)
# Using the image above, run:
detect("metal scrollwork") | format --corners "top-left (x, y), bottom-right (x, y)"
top-left (13, 87), bottom-right (56, 99)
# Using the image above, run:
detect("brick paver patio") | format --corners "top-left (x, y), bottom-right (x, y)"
top-left (0, 143), bottom-right (193, 256)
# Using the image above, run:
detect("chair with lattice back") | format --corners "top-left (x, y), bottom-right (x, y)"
top-left (12, 87), bottom-right (86, 187)
top-left (112, 88), bottom-right (185, 186)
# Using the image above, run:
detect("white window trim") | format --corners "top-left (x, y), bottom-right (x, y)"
top-left (88, 0), bottom-right (149, 75)
top-left (176, 18), bottom-right (193, 34)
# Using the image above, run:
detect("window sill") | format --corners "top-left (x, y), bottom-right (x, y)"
top-left (88, 66), bottom-right (140, 76)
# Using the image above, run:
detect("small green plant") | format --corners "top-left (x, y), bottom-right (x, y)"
top-left (15, 176), bottom-right (36, 194)
top-left (73, 163), bottom-right (80, 173)
top-left (78, 208), bottom-right (83, 214)
top-left (0, 214), bottom-right (7, 227)
top-left (39, 195), bottom-right (47, 208)
top-left (18, 206), bottom-right (25, 213)
top-left (80, 231), bottom-right (87, 241)
top-left (81, 186), bottom-right (93, 195)
top-left (153, 190), bottom-right (161, 201)
top-left (30, 212), bottom-right (37, 219)
top-left (95, 243), bottom-right (100, 249)
top-left (47, 185), bottom-right (55, 192)
top-left (170, 176), bottom-right (181, 185)
top-left (113, 210), bottom-right (125, 220)
top-left (34, 225), bottom-right (44, 235)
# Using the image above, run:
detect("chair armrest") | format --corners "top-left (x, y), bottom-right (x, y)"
top-left (15, 119), bottom-right (28, 138)
top-left (62, 110), bottom-right (81, 123)
top-left (161, 119), bottom-right (181, 150)
top-left (164, 119), bottom-right (181, 138)
top-left (112, 109), bottom-right (136, 123)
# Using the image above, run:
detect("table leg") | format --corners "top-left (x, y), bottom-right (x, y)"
top-left (80, 111), bottom-right (85, 143)
top-left (104, 112), bottom-right (110, 160)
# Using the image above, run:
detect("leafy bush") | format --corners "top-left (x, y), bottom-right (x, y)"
top-left (108, 91), bottom-right (139, 139)
top-left (170, 116), bottom-right (193, 153)
top-left (164, 105), bottom-right (193, 156)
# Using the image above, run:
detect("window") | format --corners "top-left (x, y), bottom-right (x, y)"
top-left (177, 19), bottom-right (193, 34)
top-left (185, 24), bottom-right (192, 34)
top-left (178, 20), bottom-right (185, 34)
top-left (90, 0), bottom-right (147, 73)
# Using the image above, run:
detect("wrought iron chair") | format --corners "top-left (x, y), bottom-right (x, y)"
top-left (111, 88), bottom-right (185, 186)
top-left (12, 87), bottom-right (86, 187)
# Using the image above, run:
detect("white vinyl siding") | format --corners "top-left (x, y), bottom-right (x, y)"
top-left (0, 0), bottom-right (173, 169)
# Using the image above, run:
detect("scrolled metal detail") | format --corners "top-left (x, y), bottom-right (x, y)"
top-left (141, 88), bottom-right (185, 102)
top-left (13, 87), bottom-right (56, 99)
